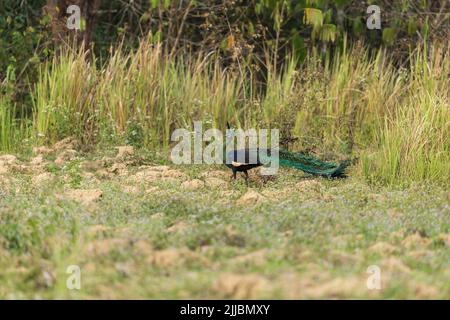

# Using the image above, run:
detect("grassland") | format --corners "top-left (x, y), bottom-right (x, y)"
top-left (1, 42), bottom-right (449, 186)
top-left (0, 38), bottom-right (448, 299)
top-left (0, 140), bottom-right (448, 299)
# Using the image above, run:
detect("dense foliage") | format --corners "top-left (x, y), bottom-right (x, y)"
top-left (1, 1), bottom-right (448, 81)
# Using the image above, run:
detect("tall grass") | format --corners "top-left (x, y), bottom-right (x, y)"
top-left (32, 48), bottom-right (95, 144)
top-left (32, 43), bottom-right (250, 147)
top-left (0, 65), bottom-right (30, 151)
top-left (4, 39), bottom-right (450, 185)
top-left (95, 43), bottom-right (249, 147)
top-left (0, 95), bottom-right (14, 151)
top-left (0, 97), bottom-right (31, 152)
top-left (361, 44), bottom-right (449, 185)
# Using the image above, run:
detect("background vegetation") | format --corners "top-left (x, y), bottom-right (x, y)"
top-left (0, 0), bottom-right (449, 186)
top-left (0, 0), bottom-right (449, 300)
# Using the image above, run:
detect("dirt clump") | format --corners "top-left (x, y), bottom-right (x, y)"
top-left (167, 221), bottom-right (189, 233)
top-left (213, 273), bottom-right (269, 299)
top-left (380, 257), bottom-right (411, 274)
top-left (410, 283), bottom-right (440, 299)
top-left (116, 146), bottom-right (134, 159)
top-left (53, 137), bottom-right (79, 152)
top-left (0, 155), bottom-right (17, 165)
top-left (146, 248), bottom-right (202, 268)
top-left (55, 149), bottom-right (77, 166)
top-left (295, 180), bottom-right (322, 193)
top-left (80, 160), bottom-right (103, 172)
top-left (32, 172), bottom-right (55, 187)
top-left (369, 242), bottom-right (398, 255)
top-left (0, 155), bottom-right (17, 174)
top-left (33, 146), bottom-right (53, 155)
top-left (201, 170), bottom-right (230, 179)
top-left (30, 155), bottom-right (45, 166)
top-left (182, 179), bottom-right (205, 190)
top-left (59, 188), bottom-right (103, 204)
top-left (231, 249), bottom-right (268, 266)
top-left (261, 187), bottom-right (292, 201)
top-left (237, 189), bottom-right (265, 205)
top-left (109, 163), bottom-right (128, 176)
top-left (401, 233), bottom-right (431, 249)
top-left (85, 238), bottom-right (131, 256)
top-left (303, 277), bottom-right (365, 299)
top-left (205, 177), bottom-right (228, 188)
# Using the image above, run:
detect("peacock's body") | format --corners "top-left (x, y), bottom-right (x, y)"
top-left (226, 148), bottom-right (349, 180)
top-left (224, 122), bottom-right (349, 181)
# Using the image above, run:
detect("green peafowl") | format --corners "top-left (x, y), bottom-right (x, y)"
top-left (225, 123), bottom-right (349, 181)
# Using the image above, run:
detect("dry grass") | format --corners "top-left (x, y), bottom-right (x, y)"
top-left (0, 143), bottom-right (448, 299)
top-left (1, 40), bottom-right (449, 186)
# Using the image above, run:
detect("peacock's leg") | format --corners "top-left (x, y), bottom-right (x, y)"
top-left (243, 170), bottom-right (249, 185)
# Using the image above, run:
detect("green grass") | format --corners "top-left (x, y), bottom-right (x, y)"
top-left (0, 150), bottom-right (448, 299)
top-left (1, 40), bottom-right (448, 186)
top-left (360, 44), bottom-right (450, 186)
top-left (1, 40), bottom-right (448, 298)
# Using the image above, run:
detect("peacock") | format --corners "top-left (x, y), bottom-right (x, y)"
top-left (225, 123), bottom-right (349, 181)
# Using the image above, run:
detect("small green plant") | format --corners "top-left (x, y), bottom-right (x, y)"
top-left (63, 160), bottom-right (83, 188)
top-left (125, 121), bottom-right (145, 147)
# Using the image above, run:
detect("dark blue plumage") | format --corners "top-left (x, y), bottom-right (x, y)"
top-left (225, 148), bottom-right (265, 180)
